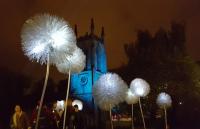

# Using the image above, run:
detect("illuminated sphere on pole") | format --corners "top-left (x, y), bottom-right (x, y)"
top-left (72, 99), bottom-right (83, 111)
top-left (130, 78), bottom-right (150, 97)
top-left (125, 89), bottom-right (139, 105)
top-left (156, 92), bottom-right (172, 108)
top-left (93, 73), bottom-right (128, 111)
top-left (56, 100), bottom-right (65, 111)
top-left (21, 13), bottom-right (77, 65)
top-left (56, 47), bottom-right (86, 74)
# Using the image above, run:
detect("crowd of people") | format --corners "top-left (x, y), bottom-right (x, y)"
top-left (10, 103), bottom-right (85, 129)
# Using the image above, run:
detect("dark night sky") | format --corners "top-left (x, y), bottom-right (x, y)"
top-left (0, 0), bottom-right (200, 82)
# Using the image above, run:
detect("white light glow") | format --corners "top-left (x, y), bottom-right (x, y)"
top-left (125, 89), bottom-right (139, 104)
top-left (21, 14), bottom-right (77, 65)
top-left (32, 43), bottom-right (46, 54)
top-left (56, 47), bottom-right (86, 74)
top-left (135, 87), bottom-right (145, 96)
top-left (51, 30), bottom-right (66, 48)
top-left (156, 92), bottom-right (172, 108)
top-left (56, 100), bottom-right (65, 111)
top-left (72, 99), bottom-right (83, 111)
top-left (92, 73), bottom-right (128, 111)
top-left (130, 78), bottom-right (150, 97)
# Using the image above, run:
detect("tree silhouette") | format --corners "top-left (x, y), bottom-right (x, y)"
top-left (113, 22), bottom-right (200, 128)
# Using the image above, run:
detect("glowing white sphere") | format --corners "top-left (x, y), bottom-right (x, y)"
top-left (156, 92), bottom-right (172, 108)
top-left (56, 47), bottom-right (86, 74)
top-left (93, 73), bottom-right (128, 111)
top-left (125, 89), bottom-right (139, 105)
top-left (130, 78), bottom-right (150, 97)
top-left (56, 100), bottom-right (65, 111)
top-left (72, 99), bottom-right (83, 111)
top-left (21, 13), bottom-right (77, 65)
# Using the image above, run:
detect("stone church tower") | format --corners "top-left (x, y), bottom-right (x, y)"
top-left (70, 19), bottom-right (107, 110)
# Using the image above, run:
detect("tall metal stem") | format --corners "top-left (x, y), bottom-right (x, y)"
top-left (35, 55), bottom-right (50, 129)
top-left (109, 104), bottom-right (113, 129)
top-left (132, 104), bottom-right (134, 129)
top-left (138, 97), bottom-right (146, 129)
top-left (63, 69), bottom-right (71, 129)
top-left (164, 106), bottom-right (168, 129)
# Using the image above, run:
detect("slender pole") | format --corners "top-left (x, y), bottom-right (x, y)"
top-left (109, 104), bottom-right (113, 129)
top-left (132, 104), bottom-right (134, 129)
top-left (164, 106), bottom-right (168, 129)
top-left (35, 55), bottom-right (50, 129)
top-left (138, 97), bottom-right (146, 129)
top-left (63, 69), bottom-right (71, 129)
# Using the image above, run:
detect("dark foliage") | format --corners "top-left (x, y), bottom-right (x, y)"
top-left (112, 22), bottom-right (200, 128)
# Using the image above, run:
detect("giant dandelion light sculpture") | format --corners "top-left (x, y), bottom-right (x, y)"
top-left (93, 73), bottom-right (128, 129)
top-left (156, 92), bottom-right (172, 129)
top-left (21, 13), bottom-right (77, 129)
top-left (72, 99), bottom-right (83, 111)
top-left (125, 89), bottom-right (139, 129)
top-left (130, 78), bottom-right (150, 129)
top-left (56, 47), bottom-right (85, 129)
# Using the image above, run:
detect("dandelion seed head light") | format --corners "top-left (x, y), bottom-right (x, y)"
top-left (56, 47), bottom-right (86, 74)
top-left (125, 89), bottom-right (139, 105)
top-left (72, 99), bottom-right (83, 111)
top-left (93, 73), bottom-right (128, 111)
top-left (21, 13), bottom-right (77, 65)
top-left (156, 92), bottom-right (172, 108)
top-left (130, 78), bottom-right (150, 97)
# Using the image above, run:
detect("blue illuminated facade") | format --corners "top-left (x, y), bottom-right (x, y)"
top-left (70, 19), bottom-right (107, 109)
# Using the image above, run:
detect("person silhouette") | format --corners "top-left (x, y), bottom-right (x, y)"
top-left (10, 105), bottom-right (31, 129)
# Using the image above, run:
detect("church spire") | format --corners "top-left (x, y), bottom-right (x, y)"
top-left (90, 18), bottom-right (94, 35)
top-left (101, 26), bottom-right (104, 40)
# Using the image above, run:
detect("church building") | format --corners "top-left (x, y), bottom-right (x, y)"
top-left (70, 19), bottom-right (107, 110)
